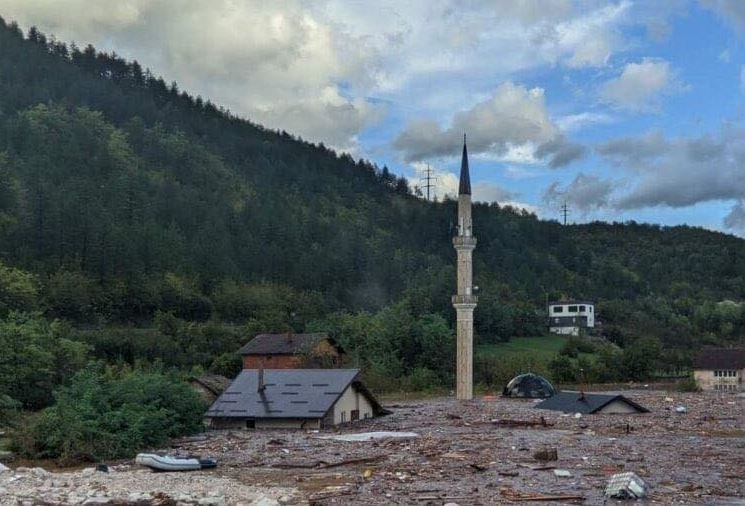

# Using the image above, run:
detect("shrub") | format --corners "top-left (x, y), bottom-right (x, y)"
top-left (12, 364), bottom-right (206, 463)
top-left (675, 376), bottom-right (701, 392)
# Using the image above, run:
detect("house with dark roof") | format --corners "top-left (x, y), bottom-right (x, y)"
top-left (204, 369), bottom-right (386, 429)
top-left (535, 391), bottom-right (649, 414)
top-left (693, 348), bottom-right (745, 391)
top-left (238, 333), bottom-right (345, 370)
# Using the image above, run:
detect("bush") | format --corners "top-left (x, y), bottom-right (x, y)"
top-left (675, 375), bottom-right (701, 392)
top-left (401, 367), bottom-right (441, 392)
top-left (12, 364), bottom-right (206, 463)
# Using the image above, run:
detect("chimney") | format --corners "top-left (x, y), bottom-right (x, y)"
top-left (258, 368), bottom-right (266, 393)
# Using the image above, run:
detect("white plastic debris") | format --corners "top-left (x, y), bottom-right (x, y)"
top-left (317, 431), bottom-right (419, 442)
top-left (605, 472), bottom-right (648, 499)
top-left (0, 463), bottom-right (10, 473)
top-left (574, 413), bottom-right (583, 419)
top-left (664, 397), bottom-right (674, 402)
top-left (675, 406), bottom-right (688, 413)
top-left (553, 469), bottom-right (572, 478)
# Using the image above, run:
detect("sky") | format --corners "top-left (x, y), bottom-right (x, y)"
top-left (3, 0), bottom-right (745, 233)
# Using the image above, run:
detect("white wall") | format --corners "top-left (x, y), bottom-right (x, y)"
top-left (549, 303), bottom-right (595, 327)
top-left (332, 384), bottom-right (374, 424)
top-left (597, 400), bottom-right (641, 414)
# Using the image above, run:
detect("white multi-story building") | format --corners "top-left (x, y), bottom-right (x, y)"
top-left (548, 300), bottom-right (595, 336)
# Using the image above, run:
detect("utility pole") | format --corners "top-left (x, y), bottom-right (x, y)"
top-left (419, 164), bottom-right (437, 201)
top-left (561, 200), bottom-right (569, 225)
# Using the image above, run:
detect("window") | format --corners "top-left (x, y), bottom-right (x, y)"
top-left (341, 411), bottom-right (346, 423)
top-left (579, 305), bottom-right (585, 312)
top-left (589, 307), bottom-right (593, 313)
top-left (568, 306), bottom-right (578, 312)
top-left (553, 306), bottom-right (564, 313)
top-left (351, 409), bottom-right (360, 422)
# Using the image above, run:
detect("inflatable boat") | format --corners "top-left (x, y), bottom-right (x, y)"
top-left (135, 453), bottom-right (217, 472)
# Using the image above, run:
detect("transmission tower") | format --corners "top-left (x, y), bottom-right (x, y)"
top-left (561, 200), bottom-right (570, 225)
top-left (419, 164), bottom-right (438, 201)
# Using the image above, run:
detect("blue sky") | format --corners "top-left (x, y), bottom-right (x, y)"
top-left (4, 0), bottom-right (745, 233)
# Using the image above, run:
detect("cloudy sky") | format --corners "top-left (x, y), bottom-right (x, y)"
top-left (4, 1), bottom-right (745, 233)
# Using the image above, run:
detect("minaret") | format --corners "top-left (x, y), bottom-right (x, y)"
top-left (452, 134), bottom-right (477, 400)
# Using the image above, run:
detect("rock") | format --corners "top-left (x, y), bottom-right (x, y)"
top-left (198, 496), bottom-right (226, 506)
top-left (83, 497), bottom-right (112, 505)
top-left (553, 469), bottom-right (572, 477)
top-left (0, 463), bottom-right (10, 472)
top-left (277, 495), bottom-right (295, 505)
top-left (252, 498), bottom-right (280, 506)
top-left (80, 468), bottom-right (96, 476)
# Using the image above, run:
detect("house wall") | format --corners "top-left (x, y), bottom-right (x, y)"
top-left (597, 400), bottom-right (641, 414)
top-left (255, 418), bottom-right (321, 429)
top-left (242, 355), bottom-right (299, 369)
top-left (549, 304), bottom-right (595, 327)
top-left (332, 385), bottom-right (374, 425)
top-left (549, 326), bottom-right (579, 336)
top-left (205, 417), bottom-right (247, 430)
top-left (694, 368), bottom-right (745, 391)
top-left (241, 341), bottom-right (342, 369)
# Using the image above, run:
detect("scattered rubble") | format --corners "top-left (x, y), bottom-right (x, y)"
top-left (1, 388), bottom-right (743, 504)
top-left (605, 471), bottom-right (648, 499)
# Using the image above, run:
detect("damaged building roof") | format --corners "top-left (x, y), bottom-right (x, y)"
top-left (204, 369), bottom-right (384, 419)
top-left (503, 373), bottom-right (556, 399)
top-left (535, 391), bottom-right (649, 414)
top-left (693, 348), bottom-right (745, 369)
top-left (237, 333), bottom-right (344, 356)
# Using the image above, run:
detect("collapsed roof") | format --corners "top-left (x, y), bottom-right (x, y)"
top-left (502, 373), bottom-right (556, 398)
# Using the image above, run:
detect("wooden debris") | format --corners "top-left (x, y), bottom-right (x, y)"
top-left (492, 417), bottom-right (554, 428)
top-left (500, 486), bottom-right (585, 502)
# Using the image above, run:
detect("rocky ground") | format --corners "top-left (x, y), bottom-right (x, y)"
top-left (1, 388), bottom-right (744, 505)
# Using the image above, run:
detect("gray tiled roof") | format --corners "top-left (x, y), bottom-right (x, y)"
top-left (534, 391), bottom-right (648, 414)
top-left (237, 333), bottom-right (339, 356)
top-left (205, 369), bottom-right (380, 419)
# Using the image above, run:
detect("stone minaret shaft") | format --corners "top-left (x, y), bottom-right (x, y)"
top-left (452, 135), bottom-right (477, 401)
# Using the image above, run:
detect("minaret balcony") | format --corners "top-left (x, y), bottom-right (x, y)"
top-left (453, 236), bottom-right (477, 248)
top-left (452, 294), bottom-right (478, 305)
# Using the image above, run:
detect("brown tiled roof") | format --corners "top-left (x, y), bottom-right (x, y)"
top-left (693, 348), bottom-right (745, 370)
top-left (237, 333), bottom-right (343, 356)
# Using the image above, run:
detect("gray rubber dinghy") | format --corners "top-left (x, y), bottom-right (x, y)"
top-left (135, 453), bottom-right (217, 472)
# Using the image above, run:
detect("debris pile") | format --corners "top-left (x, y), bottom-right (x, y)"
top-left (2, 388), bottom-right (744, 505)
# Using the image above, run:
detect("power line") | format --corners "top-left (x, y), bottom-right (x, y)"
top-left (419, 164), bottom-right (438, 201)
top-left (561, 200), bottom-right (570, 225)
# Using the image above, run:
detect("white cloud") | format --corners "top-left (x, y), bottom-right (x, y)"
top-left (600, 58), bottom-right (685, 112)
top-left (394, 82), bottom-right (584, 167)
top-left (700, 0), bottom-right (745, 32)
top-left (597, 127), bottom-right (745, 210)
top-left (0, 0), bottom-right (380, 151)
top-left (543, 173), bottom-right (616, 213)
top-left (556, 112), bottom-right (614, 132)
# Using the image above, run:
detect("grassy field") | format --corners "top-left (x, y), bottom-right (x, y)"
top-left (476, 335), bottom-right (569, 361)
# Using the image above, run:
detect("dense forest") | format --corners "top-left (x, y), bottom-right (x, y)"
top-left (1, 15), bottom-right (745, 422)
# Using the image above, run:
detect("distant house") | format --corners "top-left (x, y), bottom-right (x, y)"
top-left (190, 374), bottom-right (232, 404)
top-left (548, 300), bottom-right (595, 336)
top-left (535, 391), bottom-right (649, 414)
top-left (238, 333), bottom-right (345, 369)
top-left (693, 348), bottom-right (745, 391)
top-left (204, 368), bottom-right (386, 429)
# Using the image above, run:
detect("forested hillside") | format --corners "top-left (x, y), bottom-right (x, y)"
top-left (1, 17), bottom-right (745, 401)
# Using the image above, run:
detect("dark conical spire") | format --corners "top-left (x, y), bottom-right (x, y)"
top-left (459, 133), bottom-right (471, 195)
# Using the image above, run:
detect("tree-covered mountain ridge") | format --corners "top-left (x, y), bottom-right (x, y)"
top-left (1, 17), bottom-right (744, 361)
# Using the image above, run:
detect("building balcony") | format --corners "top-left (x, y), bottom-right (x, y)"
top-left (452, 294), bottom-right (478, 305)
top-left (452, 236), bottom-right (477, 248)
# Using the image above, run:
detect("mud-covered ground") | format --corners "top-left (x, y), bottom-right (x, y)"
top-left (2, 388), bottom-right (744, 505)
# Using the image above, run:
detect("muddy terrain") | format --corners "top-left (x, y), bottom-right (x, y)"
top-left (2, 389), bottom-right (744, 505)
